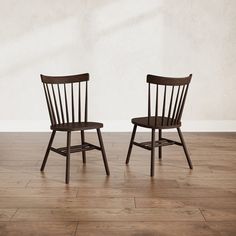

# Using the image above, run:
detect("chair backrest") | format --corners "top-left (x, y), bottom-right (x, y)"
top-left (146, 74), bottom-right (192, 126)
top-left (41, 73), bottom-right (89, 126)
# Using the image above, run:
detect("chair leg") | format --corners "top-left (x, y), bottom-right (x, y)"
top-left (177, 127), bottom-right (193, 169)
top-left (65, 131), bottom-right (71, 184)
top-left (40, 130), bottom-right (56, 171)
top-left (150, 129), bottom-right (156, 177)
top-left (125, 124), bottom-right (137, 164)
top-left (97, 128), bottom-right (110, 175)
top-left (158, 129), bottom-right (162, 159)
top-left (81, 130), bottom-right (86, 164)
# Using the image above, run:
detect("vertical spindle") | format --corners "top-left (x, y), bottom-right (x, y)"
top-left (161, 85), bottom-right (166, 126)
top-left (175, 85), bottom-right (185, 123)
top-left (167, 86), bottom-right (174, 125)
top-left (176, 84), bottom-right (189, 122)
top-left (45, 84), bottom-right (56, 125)
top-left (85, 81), bottom-right (88, 122)
top-left (148, 83), bottom-right (151, 125)
top-left (155, 85), bottom-right (158, 126)
top-left (171, 86), bottom-right (180, 125)
top-left (51, 84), bottom-right (60, 124)
top-left (71, 83), bottom-right (74, 123)
top-left (64, 84), bottom-right (69, 123)
top-left (78, 82), bottom-right (81, 123)
top-left (43, 83), bottom-right (54, 125)
top-left (57, 84), bottom-right (65, 124)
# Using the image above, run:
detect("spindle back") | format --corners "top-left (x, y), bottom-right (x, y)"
top-left (146, 74), bottom-right (192, 127)
top-left (41, 73), bottom-right (89, 126)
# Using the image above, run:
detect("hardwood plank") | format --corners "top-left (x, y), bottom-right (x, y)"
top-left (178, 179), bottom-right (236, 188)
top-left (0, 161), bottom-right (38, 167)
top-left (0, 209), bottom-right (17, 221)
top-left (75, 222), bottom-right (216, 236)
top-left (0, 132), bottom-right (235, 236)
top-left (0, 197), bottom-right (134, 209)
top-left (27, 179), bottom-right (179, 188)
top-left (135, 197), bottom-right (236, 209)
top-left (76, 188), bottom-right (236, 198)
top-left (0, 222), bottom-right (77, 236)
top-left (12, 208), bottom-right (204, 222)
top-left (0, 188), bottom-right (77, 198)
top-left (0, 181), bottom-right (28, 188)
top-left (207, 222), bottom-right (236, 236)
top-left (201, 208), bottom-right (236, 221)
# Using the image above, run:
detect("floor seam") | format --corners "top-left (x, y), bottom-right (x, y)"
top-left (199, 208), bottom-right (207, 222)
top-left (134, 197), bottom-right (137, 208)
top-left (73, 221), bottom-right (79, 236)
top-left (10, 208), bottom-right (18, 221)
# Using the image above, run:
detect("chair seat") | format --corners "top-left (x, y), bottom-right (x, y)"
top-left (132, 116), bottom-right (181, 129)
top-left (51, 122), bottom-right (103, 131)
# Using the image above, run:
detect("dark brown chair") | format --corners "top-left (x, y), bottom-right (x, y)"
top-left (40, 73), bottom-right (110, 184)
top-left (126, 74), bottom-right (193, 176)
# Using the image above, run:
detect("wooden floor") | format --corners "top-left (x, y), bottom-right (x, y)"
top-left (0, 132), bottom-right (235, 236)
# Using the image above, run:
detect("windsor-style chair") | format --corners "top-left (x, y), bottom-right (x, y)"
top-left (40, 73), bottom-right (110, 184)
top-left (126, 74), bottom-right (193, 176)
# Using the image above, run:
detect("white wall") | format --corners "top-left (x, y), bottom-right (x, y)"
top-left (0, 0), bottom-right (235, 131)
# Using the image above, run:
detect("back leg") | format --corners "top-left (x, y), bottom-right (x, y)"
top-left (126, 124), bottom-right (137, 164)
top-left (40, 131), bottom-right (56, 171)
top-left (177, 127), bottom-right (193, 169)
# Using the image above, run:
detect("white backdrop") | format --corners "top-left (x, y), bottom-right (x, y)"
top-left (0, 0), bottom-right (235, 131)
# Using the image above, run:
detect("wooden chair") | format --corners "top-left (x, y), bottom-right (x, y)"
top-left (126, 74), bottom-right (193, 176)
top-left (40, 73), bottom-right (110, 184)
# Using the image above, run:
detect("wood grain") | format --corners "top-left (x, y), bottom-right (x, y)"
top-left (0, 197), bottom-right (134, 209)
top-left (201, 208), bottom-right (236, 221)
top-left (13, 207), bottom-right (203, 222)
top-left (0, 132), bottom-right (235, 236)
top-left (0, 209), bottom-right (17, 221)
top-left (75, 222), bottom-right (217, 236)
top-left (135, 197), bottom-right (236, 209)
top-left (0, 222), bottom-right (76, 236)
